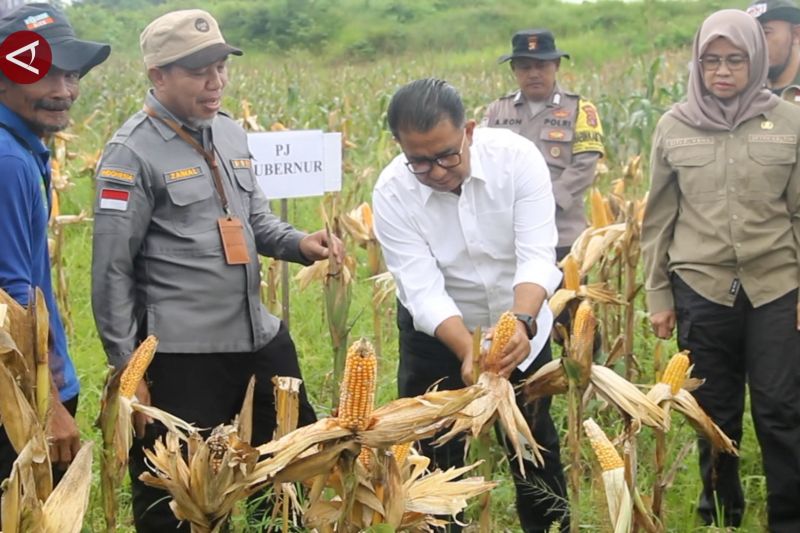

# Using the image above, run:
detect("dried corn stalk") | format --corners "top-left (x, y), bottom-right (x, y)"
top-left (96, 336), bottom-right (158, 532)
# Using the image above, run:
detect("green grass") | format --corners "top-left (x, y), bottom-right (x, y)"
top-left (44, 14), bottom-right (770, 532)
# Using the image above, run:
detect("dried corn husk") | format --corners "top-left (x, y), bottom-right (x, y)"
top-left (589, 365), bottom-right (668, 430)
top-left (671, 389), bottom-right (738, 455)
top-left (435, 372), bottom-right (543, 472)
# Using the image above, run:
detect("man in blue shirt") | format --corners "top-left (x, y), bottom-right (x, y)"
top-left (0, 3), bottom-right (109, 481)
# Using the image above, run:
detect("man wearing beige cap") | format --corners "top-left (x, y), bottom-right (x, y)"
top-left (91, 9), bottom-right (341, 531)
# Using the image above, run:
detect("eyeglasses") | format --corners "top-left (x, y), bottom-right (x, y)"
top-left (404, 133), bottom-right (467, 175)
top-left (699, 54), bottom-right (749, 72)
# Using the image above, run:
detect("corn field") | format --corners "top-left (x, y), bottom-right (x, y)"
top-left (0, 47), bottom-right (773, 532)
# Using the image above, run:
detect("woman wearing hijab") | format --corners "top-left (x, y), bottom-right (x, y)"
top-left (642, 9), bottom-right (800, 532)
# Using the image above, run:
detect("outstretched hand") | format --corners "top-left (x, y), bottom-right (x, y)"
top-left (300, 229), bottom-right (344, 263)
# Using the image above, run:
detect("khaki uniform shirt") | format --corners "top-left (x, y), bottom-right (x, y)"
top-left (481, 84), bottom-right (604, 247)
top-left (642, 102), bottom-right (800, 315)
top-left (92, 91), bottom-right (311, 369)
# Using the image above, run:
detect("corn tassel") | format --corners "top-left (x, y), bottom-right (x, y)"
top-left (484, 311), bottom-right (517, 373)
top-left (660, 351), bottom-right (690, 395)
top-left (119, 336), bottom-right (158, 399)
top-left (338, 338), bottom-right (377, 431)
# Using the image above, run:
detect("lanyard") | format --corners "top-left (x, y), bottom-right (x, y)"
top-left (143, 105), bottom-right (231, 216)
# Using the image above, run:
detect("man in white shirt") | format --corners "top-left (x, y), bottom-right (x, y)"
top-left (373, 78), bottom-right (568, 533)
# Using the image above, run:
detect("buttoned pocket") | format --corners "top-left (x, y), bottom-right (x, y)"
top-left (667, 145), bottom-right (718, 195)
top-left (233, 168), bottom-right (255, 192)
top-left (165, 174), bottom-right (218, 235)
top-left (746, 141), bottom-right (796, 196)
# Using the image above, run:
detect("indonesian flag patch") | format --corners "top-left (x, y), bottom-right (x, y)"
top-left (99, 188), bottom-right (130, 211)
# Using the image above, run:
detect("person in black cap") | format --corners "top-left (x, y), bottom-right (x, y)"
top-left (482, 29), bottom-right (604, 262)
top-left (747, 0), bottom-right (800, 98)
top-left (0, 0), bottom-right (109, 505)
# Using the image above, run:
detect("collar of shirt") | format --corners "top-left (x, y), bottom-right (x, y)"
top-left (145, 89), bottom-right (212, 143)
top-left (414, 145), bottom-right (487, 205)
top-left (513, 82), bottom-right (565, 107)
top-left (0, 102), bottom-right (50, 176)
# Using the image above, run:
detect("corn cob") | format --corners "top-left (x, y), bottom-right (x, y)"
top-left (119, 335), bottom-right (158, 399)
top-left (583, 418), bottom-right (623, 471)
top-left (358, 446), bottom-right (373, 469)
top-left (660, 351), bottom-right (690, 395)
top-left (361, 203), bottom-right (374, 234)
top-left (485, 311), bottom-right (517, 372)
top-left (569, 300), bottom-right (596, 384)
top-left (338, 338), bottom-right (377, 431)
top-left (591, 188), bottom-right (610, 228)
top-left (562, 254), bottom-right (580, 291)
top-left (391, 442), bottom-right (412, 468)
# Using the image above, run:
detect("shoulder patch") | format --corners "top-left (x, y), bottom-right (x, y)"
top-left (165, 166), bottom-right (203, 182)
top-left (97, 166), bottom-right (136, 186)
top-left (574, 101), bottom-right (604, 155)
top-left (231, 158), bottom-right (252, 169)
top-left (98, 188), bottom-right (130, 211)
top-left (110, 111), bottom-right (148, 142)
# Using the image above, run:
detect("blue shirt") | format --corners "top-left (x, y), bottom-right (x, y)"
top-left (0, 102), bottom-right (79, 402)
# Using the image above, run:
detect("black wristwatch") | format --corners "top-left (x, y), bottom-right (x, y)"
top-left (514, 313), bottom-right (536, 340)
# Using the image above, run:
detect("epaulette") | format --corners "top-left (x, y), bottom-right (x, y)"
top-left (110, 110), bottom-right (149, 142)
top-left (499, 90), bottom-right (519, 100)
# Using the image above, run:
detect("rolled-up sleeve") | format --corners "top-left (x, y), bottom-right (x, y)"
top-left (511, 140), bottom-right (562, 295)
top-left (372, 185), bottom-right (461, 336)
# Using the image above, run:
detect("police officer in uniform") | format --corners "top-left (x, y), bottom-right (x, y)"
top-left (90, 10), bottom-right (341, 532)
top-left (747, 0), bottom-right (800, 101)
top-left (482, 29), bottom-right (604, 259)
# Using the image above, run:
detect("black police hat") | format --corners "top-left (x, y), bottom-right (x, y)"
top-left (747, 0), bottom-right (800, 24)
top-left (498, 29), bottom-right (570, 63)
top-left (0, 3), bottom-right (110, 77)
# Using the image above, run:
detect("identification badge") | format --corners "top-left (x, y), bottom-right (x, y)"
top-left (218, 217), bottom-right (250, 265)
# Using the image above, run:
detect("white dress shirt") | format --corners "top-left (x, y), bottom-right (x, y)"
top-left (373, 127), bottom-right (562, 370)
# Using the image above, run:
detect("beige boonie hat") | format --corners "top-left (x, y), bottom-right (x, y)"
top-left (140, 9), bottom-right (242, 69)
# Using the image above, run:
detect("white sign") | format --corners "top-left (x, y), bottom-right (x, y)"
top-left (247, 130), bottom-right (342, 200)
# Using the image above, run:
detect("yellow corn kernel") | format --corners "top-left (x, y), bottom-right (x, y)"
top-left (660, 351), bottom-right (690, 395)
top-left (119, 335), bottom-right (158, 399)
top-left (338, 338), bottom-right (377, 431)
top-left (485, 311), bottom-right (517, 372)
top-left (391, 442), bottom-right (412, 468)
top-left (602, 198), bottom-right (615, 225)
top-left (358, 446), bottom-right (373, 469)
top-left (562, 254), bottom-right (580, 291)
top-left (591, 188), bottom-right (610, 228)
top-left (569, 300), bottom-right (596, 375)
top-left (360, 202), bottom-right (374, 232)
top-left (583, 418), bottom-right (624, 471)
